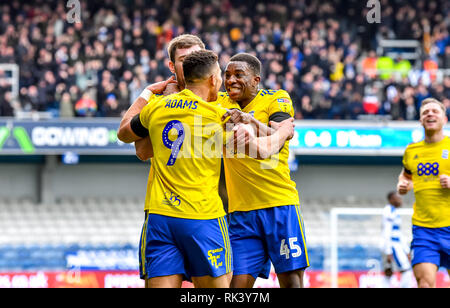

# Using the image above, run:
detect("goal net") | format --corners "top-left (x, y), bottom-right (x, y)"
top-left (329, 207), bottom-right (413, 288)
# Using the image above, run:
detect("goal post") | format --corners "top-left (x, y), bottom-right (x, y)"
top-left (330, 207), bottom-right (413, 288)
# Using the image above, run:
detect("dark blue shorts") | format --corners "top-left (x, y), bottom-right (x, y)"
top-left (139, 213), bottom-right (232, 280)
top-left (411, 225), bottom-right (450, 269)
top-left (229, 205), bottom-right (309, 279)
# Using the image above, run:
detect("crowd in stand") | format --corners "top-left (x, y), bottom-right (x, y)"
top-left (0, 0), bottom-right (449, 120)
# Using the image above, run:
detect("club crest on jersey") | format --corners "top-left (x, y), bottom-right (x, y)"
top-left (443, 150), bottom-right (449, 159)
top-left (277, 98), bottom-right (292, 113)
top-left (249, 111), bottom-right (255, 117)
top-left (163, 191), bottom-right (181, 207)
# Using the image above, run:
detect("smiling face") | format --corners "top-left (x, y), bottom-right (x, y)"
top-left (420, 101), bottom-right (448, 133)
top-left (224, 61), bottom-right (260, 104)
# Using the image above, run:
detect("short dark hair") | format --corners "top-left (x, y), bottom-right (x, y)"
top-left (182, 50), bottom-right (219, 84)
top-left (229, 53), bottom-right (261, 76)
top-left (167, 34), bottom-right (205, 63)
top-left (387, 191), bottom-right (397, 201)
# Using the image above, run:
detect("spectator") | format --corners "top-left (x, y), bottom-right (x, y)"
top-left (75, 93), bottom-right (97, 117)
top-left (444, 98), bottom-right (450, 119)
top-left (59, 92), bottom-right (75, 118)
top-left (389, 95), bottom-right (405, 121)
top-left (0, 92), bottom-right (14, 116)
top-left (415, 84), bottom-right (431, 111)
top-left (348, 92), bottom-right (364, 120)
top-left (363, 83), bottom-right (382, 115)
top-left (327, 82), bottom-right (346, 119)
top-left (103, 93), bottom-right (125, 117)
top-left (0, 0), bottom-right (448, 121)
top-left (298, 95), bottom-right (315, 119)
top-left (404, 97), bottom-right (417, 121)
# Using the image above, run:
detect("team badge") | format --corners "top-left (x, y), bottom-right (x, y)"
top-left (163, 191), bottom-right (181, 207)
top-left (443, 150), bottom-right (449, 159)
top-left (277, 98), bottom-right (292, 113)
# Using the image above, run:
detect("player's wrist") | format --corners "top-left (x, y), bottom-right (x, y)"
top-left (139, 88), bottom-right (153, 101)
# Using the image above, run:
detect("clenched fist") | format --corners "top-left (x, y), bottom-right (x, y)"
top-left (397, 180), bottom-right (411, 195)
top-left (440, 174), bottom-right (450, 189)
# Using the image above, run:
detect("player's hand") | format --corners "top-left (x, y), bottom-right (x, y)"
top-left (386, 254), bottom-right (393, 264)
top-left (397, 180), bottom-right (410, 195)
top-left (147, 76), bottom-right (177, 94)
top-left (222, 109), bottom-right (253, 125)
top-left (439, 174), bottom-right (450, 189)
top-left (232, 123), bottom-right (255, 149)
top-left (269, 118), bottom-right (295, 140)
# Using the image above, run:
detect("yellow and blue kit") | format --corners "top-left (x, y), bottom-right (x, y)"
top-left (134, 89), bottom-right (233, 279)
top-left (217, 89), bottom-right (309, 278)
top-left (402, 136), bottom-right (450, 268)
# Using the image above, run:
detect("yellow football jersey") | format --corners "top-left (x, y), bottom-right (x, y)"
top-left (143, 91), bottom-right (228, 212)
top-left (402, 136), bottom-right (450, 228)
top-left (142, 93), bottom-right (163, 212)
top-left (139, 89), bottom-right (231, 220)
top-left (218, 89), bottom-right (300, 213)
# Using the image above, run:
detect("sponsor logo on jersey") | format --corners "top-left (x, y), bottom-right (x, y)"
top-left (277, 98), bottom-right (292, 113)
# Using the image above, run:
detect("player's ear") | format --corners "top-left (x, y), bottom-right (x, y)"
top-left (209, 74), bottom-right (217, 87)
top-left (168, 61), bottom-right (176, 74)
top-left (253, 75), bottom-right (261, 86)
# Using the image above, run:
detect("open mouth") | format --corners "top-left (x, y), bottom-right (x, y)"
top-left (227, 86), bottom-right (242, 96)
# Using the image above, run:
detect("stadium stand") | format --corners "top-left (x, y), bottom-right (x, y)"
top-left (0, 0), bottom-right (448, 286)
top-left (0, 0), bottom-right (449, 120)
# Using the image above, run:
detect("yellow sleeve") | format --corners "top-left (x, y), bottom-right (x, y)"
top-left (267, 90), bottom-right (295, 117)
top-left (402, 146), bottom-right (410, 172)
top-left (139, 101), bottom-right (155, 130)
top-left (139, 95), bottom-right (166, 129)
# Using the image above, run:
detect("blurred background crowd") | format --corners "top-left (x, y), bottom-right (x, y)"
top-left (0, 0), bottom-right (449, 120)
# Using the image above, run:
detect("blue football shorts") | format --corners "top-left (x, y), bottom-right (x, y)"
top-left (139, 213), bottom-right (233, 280)
top-left (410, 225), bottom-right (450, 269)
top-left (228, 205), bottom-right (310, 279)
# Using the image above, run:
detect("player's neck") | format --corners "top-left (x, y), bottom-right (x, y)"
top-left (424, 129), bottom-right (445, 144)
top-left (237, 91), bottom-right (258, 109)
top-left (187, 85), bottom-right (212, 102)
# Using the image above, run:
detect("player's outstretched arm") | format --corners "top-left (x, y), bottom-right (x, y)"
top-left (117, 76), bottom-right (177, 143)
top-left (232, 118), bottom-right (294, 160)
top-left (397, 169), bottom-right (413, 195)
